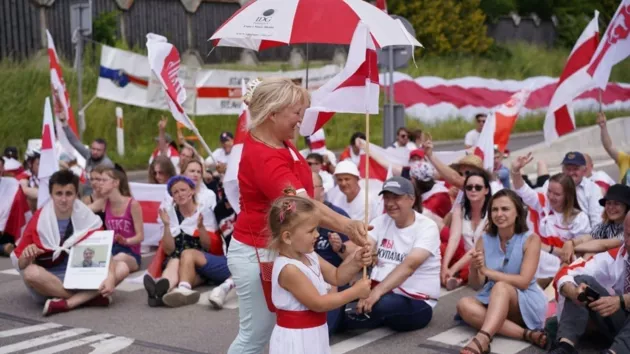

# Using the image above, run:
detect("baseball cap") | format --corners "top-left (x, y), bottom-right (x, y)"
top-left (561, 151), bottom-right (586, 166)
top-left (220, 131), bottom-right (234, 143)
top-left (334, 160), bottom-right (360, 178)
top-left (409, 149), bottom-right (425, 161)
top-left (3, 147), bottom-right (18, 159)
top-left (379, 176), bottom-right (415, 197)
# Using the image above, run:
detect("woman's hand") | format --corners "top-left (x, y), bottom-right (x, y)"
top-left (596, 112), bottom-right (607, 127)
top-left (197, 213), bottom-right (204, 230)
top-left (440, 265), bottom-right (453, 286)
top-left (422, 139), bottom-right (434, 158)
top-left (328, 232), bottom-right (342, 252)
top-left (159, 208), bottom-right (170, 226)
top-left (158, 116), bottom-right (167, 131)
top-left (357, 289), bottom-right (382, 313)
top-left (353, 245), bottom-right (372, 268)
top-left (342, 220), bottom-right (372, 247)
top-left (511, 152), bottom-right (533, 173)
top-left (559, 241), bottom-right (575, 264)
top-left (471, 249), bottom-right (486, 274)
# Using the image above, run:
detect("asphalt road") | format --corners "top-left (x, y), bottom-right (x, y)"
top-left (0, 131), bottom-right (620, 354)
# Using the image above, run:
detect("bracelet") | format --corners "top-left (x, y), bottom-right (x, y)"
top-left (549, 246), bottom-right (554, 254)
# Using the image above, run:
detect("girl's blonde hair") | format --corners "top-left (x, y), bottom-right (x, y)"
top-left (93, 165), bottom-right (131, 197)
top-left (246, 77), bottom-right (310, 131)
top-left (267, 188), bottom-right (316, 250)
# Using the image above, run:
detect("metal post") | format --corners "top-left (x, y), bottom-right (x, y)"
top-left (305, 43), bottom-right (310, 89)
top-left (388, 46), bottom-right (395, 125)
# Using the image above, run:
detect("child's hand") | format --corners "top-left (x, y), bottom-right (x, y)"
top-left (352, 278), bottom-right (372, 299)
top-left (353, 245), bottom-right (372, 268)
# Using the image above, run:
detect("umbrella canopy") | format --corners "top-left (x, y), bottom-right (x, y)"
top-left (210, 0), bottom-right (422, 50)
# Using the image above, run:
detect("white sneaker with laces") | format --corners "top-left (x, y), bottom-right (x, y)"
top-left (208, 285), bottom-right (229, 309)
top-left (162, 287), bottom-right (200, 308)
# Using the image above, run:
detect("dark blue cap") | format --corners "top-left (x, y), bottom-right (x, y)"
top-left (561, 151), bottom-right (586, 166)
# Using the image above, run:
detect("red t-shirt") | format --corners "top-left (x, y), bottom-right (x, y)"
top-left (233, 134), bottom-right (314, 248)
top-left (423, 193), bottom-right (452, 219)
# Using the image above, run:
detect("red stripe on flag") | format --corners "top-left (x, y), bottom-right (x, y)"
top-left (336, 50), bottom-right (379, 90)
top-left (553, 105), bottom-right (575, 136)
top-left (139, 200), bottom-right (161, 225)
top-left (359, 155), bottom-right (388, 181)
top-left (310, 140), bottom-right (326, 150)
top-left (559, 35), bottom-right (600, 82)
top-left (494, 113), bottom-right (517, 152)
top-left (197, 87), bottom-right (242, 99)
top-left (290, 0), bottom-right (357, 45)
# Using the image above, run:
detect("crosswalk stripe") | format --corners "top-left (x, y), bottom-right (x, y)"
top-left (428, 326), bottom-right (531, 354)
top-left (26, 333), bottom-right (113, 354)
top-left (0, 328), bottom-right (92, 354)
top-left (0, 323), bottom-right (63, 338)
top-left (331, 328), bottom-right (395, 354)
top-left (88, 336), bottom-right (135, 353)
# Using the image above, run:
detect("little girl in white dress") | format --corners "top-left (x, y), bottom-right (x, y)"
top-left (267, 195), bottom-right (372, 354)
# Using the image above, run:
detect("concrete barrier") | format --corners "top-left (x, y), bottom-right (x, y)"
top-left (506, 117), bottom-right (630, 174)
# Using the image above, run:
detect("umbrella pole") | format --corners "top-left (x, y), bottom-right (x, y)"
top-left (363, 111), bottom-right (370, 279)
top-left (305, 43), bottom-right (310, 89)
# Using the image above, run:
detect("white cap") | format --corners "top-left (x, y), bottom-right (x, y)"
top-left (334, 160), bottom-right (360, 178)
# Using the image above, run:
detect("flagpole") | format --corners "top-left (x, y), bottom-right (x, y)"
top-left (363, 74), bottom-right (371, 280)
top-left (598, 88), bottom-right (603, 113)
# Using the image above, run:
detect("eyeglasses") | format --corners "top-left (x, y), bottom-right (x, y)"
top-left (398, 134), bottom-right (408, 138)
top-left (465, 184), bottom-right (484, 192)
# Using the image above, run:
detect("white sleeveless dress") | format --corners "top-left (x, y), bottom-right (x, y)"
top-left (269, 253), bottom-right (331, 354)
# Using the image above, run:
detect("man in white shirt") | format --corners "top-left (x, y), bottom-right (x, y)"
top-left (392, 127), bottom-right (417, 151)
top-left (328, 161), bottom-right (380, 222)
top-left (541, 152), bottom-right (604, 228)
top-left (584, 153), bottom-right (616, 195)
top-left (328, 176), bottom-right (440, 333)
top-left (464, 113), bottom-right (487, 149)
top-left (212, 131), bottom-right (234, 165)
top-left (306, 153), bottom-right (335, 194)
top-left (551, 212), bottom-right (630, 354)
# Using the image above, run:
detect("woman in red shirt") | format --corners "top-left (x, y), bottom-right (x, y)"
top-left (227, 78), bottom-right (369, 354)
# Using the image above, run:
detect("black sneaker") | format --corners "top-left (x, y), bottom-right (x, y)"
top-left (144, 274), bottom-right (170, 307)
top-left (548, 341), bottom-right (578, 354)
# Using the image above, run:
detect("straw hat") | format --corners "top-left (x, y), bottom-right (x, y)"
top-left (451, 155), bottom-right (491, 181)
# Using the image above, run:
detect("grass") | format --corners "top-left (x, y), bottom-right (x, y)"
top-left (1, 43), bottom-right (629, 169)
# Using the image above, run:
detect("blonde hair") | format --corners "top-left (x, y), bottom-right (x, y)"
top-left (246, 77), bottom-right (310, 130)
top-left (267, 189), bottom-right (316, 250)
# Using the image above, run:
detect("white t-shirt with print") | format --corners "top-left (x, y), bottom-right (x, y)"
top-left (369, 211), bottom-right (441, 307)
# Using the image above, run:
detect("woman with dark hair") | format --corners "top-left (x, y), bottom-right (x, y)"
top-left (148, 156), bottom-right (177, 185)
top-left (457, 189), bottom-right (547, 354)
top-left (441, 171), bottom-right (492, 291)
top-left (511, 153), bottom-right (591, 282)
top-left (562, 183), bottom-right (630, 259)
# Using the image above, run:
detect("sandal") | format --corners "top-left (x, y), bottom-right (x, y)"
top-left (523, 329), bottom-right (548, 349)
top-left (446, 277), bottom-right (464, 291)
top-left (460, 330), bottom-right (492, 354)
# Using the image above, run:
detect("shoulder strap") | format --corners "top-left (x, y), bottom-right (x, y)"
top-left (175, 206), bottom-right (185, 225)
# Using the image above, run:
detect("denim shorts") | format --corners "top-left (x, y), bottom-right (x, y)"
top-left (112, 244), bottom-right (141, 268)
top-left (196, 252), bottom-right (231, 284)
top-left (25, 262), bottom-right (67, 304)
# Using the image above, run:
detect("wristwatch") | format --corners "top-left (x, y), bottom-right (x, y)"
top-left (338, 244), bottom-right (347, 254)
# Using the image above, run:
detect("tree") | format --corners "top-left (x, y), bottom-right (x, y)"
top-left (480, 0), bottom-right (516, 22)
top-left (388, 0), bottom-right (493, 55)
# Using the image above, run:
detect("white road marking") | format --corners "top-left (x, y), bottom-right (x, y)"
top-left (428, 326), bottom-right (531, 354)
top-left (88, 336), bottom-right (135, 353)
top-left (0, 328), bottom-right (91, 354)
top-left (331, 328), bottom-right (395, 354)
top-left (26, 333), bottom-right (113, 354)
top-left (0, 269), bottom-right (19, 276)
top-left (0, 323), bottom-right (63, 338)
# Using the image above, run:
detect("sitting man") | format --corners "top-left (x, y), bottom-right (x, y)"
top-left (328, 177), bottom-right (440, 333)
top-left (10, 170), bottom-right (122, 316)
top-left (550, 211), bottom-right (630, 354)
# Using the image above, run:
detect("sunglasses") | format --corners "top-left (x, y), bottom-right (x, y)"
top-left (399, 134), bottom-right (408, 138)
top-left (465, 184), bottom-right (484, 192)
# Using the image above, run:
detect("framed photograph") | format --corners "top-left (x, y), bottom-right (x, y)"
top-left (63, 231), bottom-right (114, 290)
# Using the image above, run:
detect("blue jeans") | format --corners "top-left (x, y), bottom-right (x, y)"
top-left (328, 293), bottom-right (434, 333)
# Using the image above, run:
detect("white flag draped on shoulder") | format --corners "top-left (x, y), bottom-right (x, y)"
top-left (146, 33), bottom-right (195, 130)
top-left (587, 1), bottom-right (630, 89)
top-left (300, 22), bottom-right (380, 136)
top-left (544, 12), bottom-right (600, 143)
top-left (38, 98), bottom-right (60, 209)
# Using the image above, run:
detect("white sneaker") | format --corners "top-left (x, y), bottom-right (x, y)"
top-left (162, 287), bottom-right (200, 308)
top-left (208, 285), bottom-right (229, 309)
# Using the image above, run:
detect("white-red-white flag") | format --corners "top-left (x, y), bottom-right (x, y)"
top-left (38, 98), bottom-right (60, 209)
top-left (473, 112), bottom-right (496, 172)
top-left (493, 88), bottom-right (531, 152)
top-left (129, 182), bottom-right (166, 246)
top-left (544, 12), bottom-right (600, 143)
top-left (224, 79), bottom-right (253, 214)
top-left (588, 2), bottom-right (630, 89)
top-left (375, 0), bottom-right (387, 13)
top-left (300, 22), bottom-right (380, 136)
top-left (146, 33), bottom-right (196, 130)
top-left (0, 178), bottom-right (31, 246)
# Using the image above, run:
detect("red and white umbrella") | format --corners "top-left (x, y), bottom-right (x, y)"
top-left (210, 0), bottom-right (422, 50)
